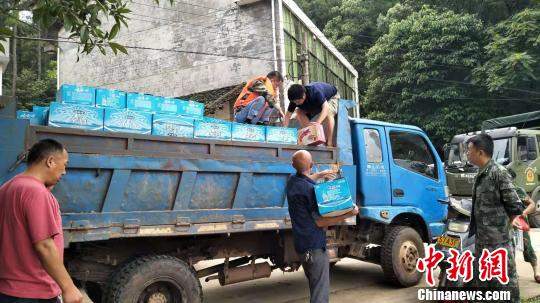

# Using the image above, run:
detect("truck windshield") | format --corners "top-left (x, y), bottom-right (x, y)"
top-left (493, 138), bottom-right (511, 165)
top-left (447, 143), bottom-right (464, 167)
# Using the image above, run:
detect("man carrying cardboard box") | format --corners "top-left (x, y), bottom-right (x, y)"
top-left (286, 150), bottom-right (358, 303)
top-left (234, 71), bottom-right (284, 125)
top-left (283, 82), bottom-right (340, 147)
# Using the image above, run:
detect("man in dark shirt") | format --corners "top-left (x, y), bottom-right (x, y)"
top-left (283, 82), bottom-right (340, 147)
top-left (286, 150), bottom-right (358, 303)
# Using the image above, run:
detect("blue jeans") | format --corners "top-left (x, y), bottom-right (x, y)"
top-left (301, 249), bottom-right (329, 303)
top-left (234, 96), bottom-right (275, 124)
top-left (0, 293), bottom-right (58, 303)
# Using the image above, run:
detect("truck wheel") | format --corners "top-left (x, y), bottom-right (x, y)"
top-left (529, 212), bottom-right (540, 228)
top-left (105, 255), bottom-right (202, 303)
top-left (380, 225), bottom-right (425, 287)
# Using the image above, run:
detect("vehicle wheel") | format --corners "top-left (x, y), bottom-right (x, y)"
top-left (380, 225), bottom-right (425, 287)
top-left (105, 255), bottom-right (202, 303)
top-left (529, 212), bottom-right (540, 228)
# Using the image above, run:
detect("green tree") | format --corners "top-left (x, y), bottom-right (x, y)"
top-left (323, 0), bottom-right (397, 93)
top-left (0, 0), bottom-right (173, 55)
top-left (364, 6), bottom-right (492, 146)
top-left (295, 0), bottom-right (342, 30)
top-left (475, 8), bottom-right (540, 107)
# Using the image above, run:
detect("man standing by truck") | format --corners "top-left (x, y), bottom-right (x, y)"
top-left (466, 134), bottom-right (524, 302)
top-left (284, 82), bottom-right (340, 147)
top-left (0, 139), bottom-right (82, 303)
top-left (286, 150), bottom-right (358, 303)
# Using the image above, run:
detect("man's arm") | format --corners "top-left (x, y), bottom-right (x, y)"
top-left (34, 239), bottom-right (83, 303)
top-left (315, 206), bottom-right (359, 228)
top-left (498, 171), bottom-right (525, 221)
top-left (314, 102), bottom-right (329, 124)
top-left (283, 111), bottom-right (293, 127)
top-left (522, 196), bottom-right (537, 216)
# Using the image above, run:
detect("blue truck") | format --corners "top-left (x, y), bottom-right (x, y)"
top-left (0, 99), bottom-right (448, 303)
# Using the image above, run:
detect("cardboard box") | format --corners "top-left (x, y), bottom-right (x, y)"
top-left (48, 102), bottom-right (103, 131)
top-left (57, 84), bottom-right (96, 106)
top-left (126, 93), bottom-right (155, 113)
top-left (232, 123), bottom-right (266, 142)
top-left (32, 106), bottom-right (50, 125)
top-left (96, 88), bottom-right (127, 109)
top-left (298, 123), bottom-right (326, 146)
top-left (155, 97), bottom-right (180, 114)
top-left (104, 108), bottom-right (152, 134)
top-left (265, 126), bottom-right (298, 145)
top-left (16, 110), bottom-right (38, 125)
top-left (178, 100), bottom-right (204, 118)
top-left (194, 121), bottom-right (232, 141)
top-left (202, 116), bottom-right (229, 124)
top-left (152, 114), bottom-right (194, 138)
top-left (314, 178), bottom-right (355, 217)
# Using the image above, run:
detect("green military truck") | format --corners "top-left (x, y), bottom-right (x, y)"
top-left (445, 111), bottom-right (540, 227)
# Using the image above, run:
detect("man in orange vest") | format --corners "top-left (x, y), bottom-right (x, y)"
top-left (234, 71), bottom-right (284, 125)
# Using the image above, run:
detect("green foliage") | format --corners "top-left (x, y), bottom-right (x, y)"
top-left (364, 6), bottom-right (490, 146)
top-left (0, 0), bottom-right (173, 55)
top-left (323, 0), bottom-right (397, 92)
top-left (15, 60), bottom-right (57, 109)
top-left (475, 8), bottom-right (540, 99)
top-left (294, 0), bottom-right (342, 30)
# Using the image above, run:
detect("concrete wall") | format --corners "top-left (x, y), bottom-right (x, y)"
top-left (58, 0), bottom-right (276, 97)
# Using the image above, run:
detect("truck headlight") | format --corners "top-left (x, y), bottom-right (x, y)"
top-left (448, 220), bottom-right (469, 233)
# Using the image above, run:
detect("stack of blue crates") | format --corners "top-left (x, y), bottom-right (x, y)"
top-left (15, 83), bottom-right (299, 145)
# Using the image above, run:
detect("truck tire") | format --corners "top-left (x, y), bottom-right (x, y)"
top-left (529, 213), bottom-right (540, 228)
top-left (105, 255), bottom-right (202, 303)
top-left (380, 225), bottom-right (425, 287)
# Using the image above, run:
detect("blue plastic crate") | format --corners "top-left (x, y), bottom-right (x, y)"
top-left (152, 114), bottom-right (194, 138)
top-left (155, 97), bottom-right (181, 114)
top-left (96, 88), bottom-right (127, 109)
top-left (232, 123), bottom-right (266, 142)
top-left (57, 84), bottom-right (96, 106)
top-left (126, 93), bottom-right (155, 113)
top-left (314, 178), bottom-right (355, 217)
top-left (48, 102), bottom-right (103, 131)
top-left (265, 126), bottom-right (298, 145)
top-left (104, 108), bottom-right (152, 135)
top-left (194, 121), bottom-right (232, 141)
top-left (178, 100), bottom-right (204, 118)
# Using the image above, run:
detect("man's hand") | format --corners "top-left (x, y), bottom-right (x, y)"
top-left (350, 205), bottom-right (359, 216)
top-left (310, 169), bottom-right (337, 182)
top-left (62, 287), bottom-right (84, 303)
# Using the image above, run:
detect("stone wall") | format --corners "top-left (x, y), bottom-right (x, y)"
top-left (58, 0), bottom-right (276, 97)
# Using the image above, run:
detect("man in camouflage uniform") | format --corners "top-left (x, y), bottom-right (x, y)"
top-left (467, 134), bottom-right (525, 302)
top-left (508, 170), bottom-right (540, 283)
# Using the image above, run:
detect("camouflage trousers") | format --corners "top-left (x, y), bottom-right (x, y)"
top-left (522, 225), bottom-right (537, 265)
top-left (470, 241), bottom-right (520, 303)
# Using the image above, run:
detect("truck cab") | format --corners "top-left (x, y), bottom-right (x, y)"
top-left (445, 127), bottom-right (540, 227)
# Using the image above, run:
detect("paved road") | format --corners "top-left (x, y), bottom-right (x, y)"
top-left (82, 229), bottom-right (540, 302)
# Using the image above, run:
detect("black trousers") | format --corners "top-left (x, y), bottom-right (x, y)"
top-left (0, 293), bottom-right (59, 303)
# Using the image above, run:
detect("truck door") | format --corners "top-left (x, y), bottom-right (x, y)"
top-left (385, 128), bottom-right (446, 224)
top-left (355, 125), bottom-right (392, 206)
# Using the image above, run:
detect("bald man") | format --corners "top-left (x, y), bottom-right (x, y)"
top-left (286, 150), bottom-right (358, 303)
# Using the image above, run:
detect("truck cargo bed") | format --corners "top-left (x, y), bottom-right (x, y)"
top-left (0, 101), bottom-right (356, 247)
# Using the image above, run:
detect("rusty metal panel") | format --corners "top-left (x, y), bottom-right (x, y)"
top-left (131, 138), bottom-right (211, 156)
top-left (214, 145), bottom-right (278, 160)
top-left (173, 171), bottom-right (197, 210)
top-left (122, 170), bottom-right (181, 211)
top-left (53, 168), bottom-right (112, 213)
top-left (189, 172), bottom-right (240, 209)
